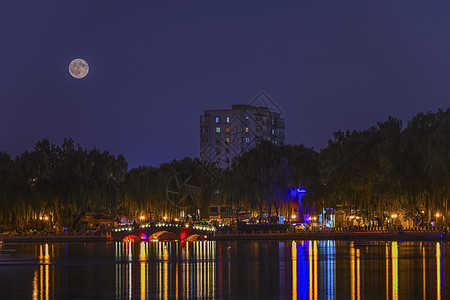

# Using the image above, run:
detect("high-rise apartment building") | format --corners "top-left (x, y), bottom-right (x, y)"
top-left (200, 104), bottom-right (285, 168)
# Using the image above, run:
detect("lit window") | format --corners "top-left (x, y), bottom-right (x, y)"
top-left (245, 116), bottom-right (249, 122)
top-left (272, 129), bottom-right (275, 134)
top-left (225, 138), bottom-right (230, 143)
top-left (216, 127), bottom-right (220, 133)
top-left (245, 138), bottom-right (250, 143)
top-left (216, 117), bottom-right (220, 123)
top-left (226, 116), bottom-right (230, 123)
top-left (225, 128), bottom-right (230, 133)
top-left (245, 127), bottom-right (249, 133)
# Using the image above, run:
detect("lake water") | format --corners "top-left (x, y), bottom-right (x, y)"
top-left (0, 240), bottom-right (448, 299)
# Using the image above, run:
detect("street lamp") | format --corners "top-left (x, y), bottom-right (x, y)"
top-left (435, 212), bottom-right (440, 226)
top-left (391, 214), bottom-right (397, 219)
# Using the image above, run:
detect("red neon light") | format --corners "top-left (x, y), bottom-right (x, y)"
top-left (123, 235), bottom-right (138, 242)
top-left (179, 229), bottom-right (187, 240)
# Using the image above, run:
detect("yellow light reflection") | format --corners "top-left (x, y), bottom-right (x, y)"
top-left (140, 242), bottom-right (146, 300)
top-left (115, 242), bottom-right (122, 298)
top-left (32, 270), bottom-right (38, 300)
top-left (350, 243), bottom-right (355, 300)
top-left (128, 242), bottom-right (133, 261)
top-left (45, 264), bottom-right (49, 300)
top-left (44, 244), bottom-right (50, 261)
top-left (40, 265), bottom-right (43, 299)
top-left (112, 240), bottom-right (218, 299)
top-left (392, 241), bottom-right (398, 300)
top-left (139, 242), bottom-right (146, 261)
top-left (386, 243), bottom-right (389, 300)
top-left (186, 242), bottom-right (190, 297)
top-left (197, 242), bottom-right (201, 298)
top-left (313, 241), bottom-right (318, 300)
top-left (356, 248), bottom-right (361, 300)
top-left (422, 244), bottom-right (426, 300)
top-left (437, 242), bottom-right (441, 300)
top-left (164, 245), bottom-right (169, 300)
top-left (292, 241), bottom-right (297, 300)
top-left (309, 241), bottom-right (313, 300)
top-left (128, 262), bottom-right (132, 300)
top-left (35, 244), bottom-right (52, 300)
top-left (176, 264), bottom-right (179, 299)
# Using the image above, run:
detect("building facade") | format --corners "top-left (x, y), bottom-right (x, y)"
top-left (200, 104), bottom-right (285, 168)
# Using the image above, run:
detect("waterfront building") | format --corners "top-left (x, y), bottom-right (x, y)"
top-left (200, 104), bottom-right (285, 168)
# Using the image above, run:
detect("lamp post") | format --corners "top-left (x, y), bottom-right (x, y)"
top-left (391, 214), bottom-right (397, 229)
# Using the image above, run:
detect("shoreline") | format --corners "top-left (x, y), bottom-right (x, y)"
top-left (2, 230), bottom-right (449, 243)
top-left (212, 231), bottom-right (450, 241)
top-left (1, 234), bottom-right (112, 243)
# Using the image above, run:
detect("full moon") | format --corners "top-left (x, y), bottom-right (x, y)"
top-left (68, 58), bottom-right (89, 79)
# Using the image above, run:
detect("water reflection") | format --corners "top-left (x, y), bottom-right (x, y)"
top-left (386, 243), bottom-right (389, 300)
top-left (422, 244), bottom-right (426, 300)
top-left (436, 242), bottom-right (441, 300)
top-left (18, 240), bottom-right (450, 299)
top-left (113, 241), bottom-right (216, 299)
top-left (139, 242), bottom-right (146, 300)
top-left (32, 244), bottom-right (53, 300)
top-left (392, 241), bottom-right (398, 300)
top-left (290, 240), bottom-right (336, 300)
top-left (292, 241), bottom-right (297, 300)
top-left (350, 243), bottom-right (355, 300)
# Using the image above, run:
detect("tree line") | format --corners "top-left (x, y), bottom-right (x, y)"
top-left (1, 108), bottom-right (450, 231)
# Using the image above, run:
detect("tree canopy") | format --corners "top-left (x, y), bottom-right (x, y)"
top-left (2, 108), bottom-right (450, 230)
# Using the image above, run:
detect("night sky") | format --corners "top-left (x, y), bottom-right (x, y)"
top-left (2, 1), bottom-right (450, 169)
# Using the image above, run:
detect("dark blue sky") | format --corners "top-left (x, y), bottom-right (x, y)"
top-left (1, 1), bottom-right (450, 168)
